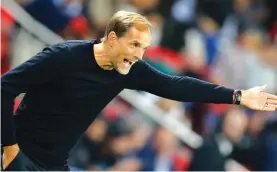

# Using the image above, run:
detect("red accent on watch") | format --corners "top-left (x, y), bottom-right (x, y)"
top-left (233, 90), bottom-right (242, 105)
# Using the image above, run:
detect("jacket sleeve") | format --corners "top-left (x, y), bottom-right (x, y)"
top-left (125, 60), bottom-right (234, 104)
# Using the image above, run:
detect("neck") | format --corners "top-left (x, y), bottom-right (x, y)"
top-left (93, 41), bottom-right (114, 70)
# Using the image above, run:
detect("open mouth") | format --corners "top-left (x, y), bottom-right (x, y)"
top-left (123, 58), bottom-right (133, 67)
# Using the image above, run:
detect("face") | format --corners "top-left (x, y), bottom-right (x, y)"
top-left (110, 135), bottom-right (134, 155)
top-left (107, 24), bottom-right (152, 75)
top-left (248, 111), bottom-right (267, 135)
top-left (223, 109), bottom-right (248, 143)
top-left (234, 0), bottom-right (252, 12)
top-left (154, 127), bottom-right (177, 154)
top-left (86, 119), bottom-right (107, 141)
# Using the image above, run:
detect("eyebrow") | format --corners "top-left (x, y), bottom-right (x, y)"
top-left (132, 40), bottom-right (150, 49)
top-left (133, 40), bottom-right (141, 46)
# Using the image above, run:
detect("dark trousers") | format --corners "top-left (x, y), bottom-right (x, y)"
top-left (2, 150), bottom-right (69, 171)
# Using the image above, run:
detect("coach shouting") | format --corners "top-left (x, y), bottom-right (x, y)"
top-left (2, 11), bottom-right (277, 171)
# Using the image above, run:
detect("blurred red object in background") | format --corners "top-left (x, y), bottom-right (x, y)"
top-left (1, 7), bottom-right (15, 75)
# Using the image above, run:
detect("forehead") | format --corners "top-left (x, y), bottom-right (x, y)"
top-left (121, 24), bottom-right (151, 46)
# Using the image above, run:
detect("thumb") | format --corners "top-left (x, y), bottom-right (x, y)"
top-left (260, 84), bottom-right (267, 91)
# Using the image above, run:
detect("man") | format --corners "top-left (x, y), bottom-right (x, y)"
top-left (1, 11), bottom-right (277, 171)
top-left (188, 108), bottom-right (248, 171)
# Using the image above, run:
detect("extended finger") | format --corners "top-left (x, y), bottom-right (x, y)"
top-left (267, 103), bottom-right (277, 109)
top-left (267, 99), bottom-right (277, 105)
top-left (266, 93), bottom-right (277, 100)
top-left (262, 106), bottom-right (276, 111)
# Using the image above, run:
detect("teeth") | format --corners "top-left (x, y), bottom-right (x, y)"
top-left (124, 61), bottom-right (130, 68)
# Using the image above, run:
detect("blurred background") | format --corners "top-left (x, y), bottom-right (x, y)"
top-left (1, 0), bottom-right (277, 171)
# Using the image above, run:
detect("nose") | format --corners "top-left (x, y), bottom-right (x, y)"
top-left (132, 56), bottom-right (139, 62)
top-left (135, 48), bottom-right (145, 60)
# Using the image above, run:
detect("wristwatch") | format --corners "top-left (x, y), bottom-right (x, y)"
top-left (233, 90), bottom-right (242, 105)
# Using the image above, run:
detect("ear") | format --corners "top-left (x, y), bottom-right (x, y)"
top-left (107, 31), bottom-right (117, 43)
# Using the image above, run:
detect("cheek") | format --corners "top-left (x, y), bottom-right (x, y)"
top-left (117, 48), bottom-right (133, 62)
top-left (123, 45), bottom-right (135, 55)
top-left (129, 47), bottom-right (137, 54)
top-left (110, 47), bottom-right (118, 58)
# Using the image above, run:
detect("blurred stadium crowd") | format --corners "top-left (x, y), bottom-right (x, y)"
top-left (1, 0), bottom-right (277, 171)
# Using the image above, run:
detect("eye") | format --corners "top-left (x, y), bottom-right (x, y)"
top-left (133, 42), bottom-right (139, 47)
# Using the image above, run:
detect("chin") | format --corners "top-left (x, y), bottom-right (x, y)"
top-left (116, 68), bottom-right (130, 75)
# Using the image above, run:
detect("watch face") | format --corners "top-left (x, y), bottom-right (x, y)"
top-left (237, 91), bottom-right (242, 104)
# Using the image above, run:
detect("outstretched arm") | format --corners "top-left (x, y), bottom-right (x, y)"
top-left (126, 61), bottom-right (277, 111)
top-left (126, 60), bottom-right (234, 104)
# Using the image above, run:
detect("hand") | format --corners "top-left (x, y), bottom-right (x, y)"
top-left (2, 144), bottom-right (20, 169)
top-left (241, 85), bottom-right (277, 111)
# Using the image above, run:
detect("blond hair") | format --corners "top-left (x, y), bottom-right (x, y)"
top-left (104, 11), bottom-right (152, 38)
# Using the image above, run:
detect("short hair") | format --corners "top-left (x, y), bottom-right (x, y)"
top-left (104, 11), bottom-right (152, 38)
